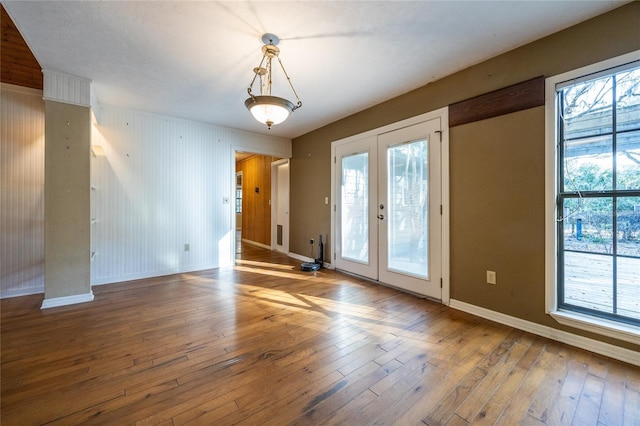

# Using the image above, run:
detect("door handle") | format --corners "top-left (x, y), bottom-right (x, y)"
top-left (377, 214), bottom-right (385, 220)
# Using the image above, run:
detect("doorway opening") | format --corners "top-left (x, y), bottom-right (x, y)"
top-left (234, 152), bottom-right (290, 257)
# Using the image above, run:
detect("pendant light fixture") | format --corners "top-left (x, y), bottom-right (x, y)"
top-left (245, 33), bottom-right (302, 129)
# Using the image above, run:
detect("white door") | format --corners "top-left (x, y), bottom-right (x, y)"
top-left (378, 120), bottom-right (442, 298)
top-left (335, 136), bottom-right (378, 279)
top-left (272, 160), bottom-right (289, 253)
top-left (335, 118), bottom-right (442, 299)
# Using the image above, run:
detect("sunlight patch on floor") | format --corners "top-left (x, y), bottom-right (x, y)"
top-left (235, 259), bottom-right (296, 271)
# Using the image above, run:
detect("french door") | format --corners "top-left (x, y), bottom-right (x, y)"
top-left (334, 118), bottom-right (443, 299)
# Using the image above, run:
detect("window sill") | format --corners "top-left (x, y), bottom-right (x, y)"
top-left (550, 310), bottom-right (640, 346)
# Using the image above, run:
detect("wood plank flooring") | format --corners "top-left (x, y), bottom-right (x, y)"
top-left (2, 243), bottom-right (639, 425)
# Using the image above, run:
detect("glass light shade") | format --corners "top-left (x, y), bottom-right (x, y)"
top-left (245, 95), bottom-right (295, 127)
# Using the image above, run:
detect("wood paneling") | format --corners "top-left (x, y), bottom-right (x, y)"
top-left (449, 76), bottom-right (545, 127)
top-left (236, 154), bottom-right (279, 246)
top-left (0, 97), bottom-right (289, 289)
top-left (1, 4), bottom-right (42, 90)
top-left (1, 243), bottom-right (638, 424)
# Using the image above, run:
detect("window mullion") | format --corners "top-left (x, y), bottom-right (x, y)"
top-left (612, 74), bottom-right (618, 315)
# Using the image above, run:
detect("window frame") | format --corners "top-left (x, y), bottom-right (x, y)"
top-left (545, 50), bottom-right (640, 345)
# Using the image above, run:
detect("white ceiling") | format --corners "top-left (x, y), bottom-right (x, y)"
top-left (3, 1), bottom-right (629, 139)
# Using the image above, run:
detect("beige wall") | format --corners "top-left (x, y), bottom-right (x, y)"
top-left (290, 3), bottom-right (640, 350)
top-left (44, 100), bottom-right (91, 299)
top-left (449, 107), bottom-right (545, 321)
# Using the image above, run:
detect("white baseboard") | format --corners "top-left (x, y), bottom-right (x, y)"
top-left (41, 291), bottom-right (94, 309)
top-left (449, 299), bottom-right (640, 367)
top-left (241, 239), bottom-right (271, 250)
top-left (91, 263), bottom-right (218, 286)
top-left (1, 286), bottom-right (45, 299)
top-left (288, 252), bottom-right (332, 269)
top-left (288, 252), bottom-right (312, 262)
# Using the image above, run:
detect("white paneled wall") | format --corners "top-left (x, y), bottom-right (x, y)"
top-left (1, 88), bottom-right (290, 294)
top-left (43, 70), bottom-right (92, 107)
top-left (1, 84), bottom-right (45, 298)
top-left (91, 105), bottom-right (291, 285)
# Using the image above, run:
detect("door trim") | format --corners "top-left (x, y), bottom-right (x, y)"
top-left (271, 158), bottom-right (290, 254)
top-left (330, 107), bottom-right (450, 305)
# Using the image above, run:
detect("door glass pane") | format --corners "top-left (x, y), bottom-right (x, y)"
top-left (387, 139), bottom-right (428, 278)
top-left (341, 152), bottom-right (369, 263)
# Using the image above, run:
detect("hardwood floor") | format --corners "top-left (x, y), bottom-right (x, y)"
top-left (2, 243), bottom-right (639, 425)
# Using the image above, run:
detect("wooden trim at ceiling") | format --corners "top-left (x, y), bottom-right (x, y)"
top-left (1, 4), bottom-right (43, 90)
top-left (449, 76), bottom-right (545, 127)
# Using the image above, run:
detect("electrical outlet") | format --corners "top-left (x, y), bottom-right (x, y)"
top-left (310, 238), bottom-right (314, 245)
top-left (486, 270), bottom-right (496, 285)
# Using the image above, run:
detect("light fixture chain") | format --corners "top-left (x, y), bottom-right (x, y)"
top-left (277, 57), bottom-right (302, 109)
top-left (247, 53), bottom-right (268, 99)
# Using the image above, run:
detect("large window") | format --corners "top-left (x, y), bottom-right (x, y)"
top-left (549, 55), bottom-right (640, 337)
